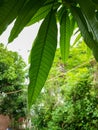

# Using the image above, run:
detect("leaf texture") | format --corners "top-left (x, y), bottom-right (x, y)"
top-left (78, 0), bottom-right (98, 43)
top-left (60, 11), bottom-right (71, 63)
top-left (0, 0), bottom-right (26, 34)
top-left (27, 3), bottom-right (53, 26)
top-left (71, 7), bottom-right (98, 61)
top-left (8, 0), bottom-right (45, 43)
top-left (28, 11), bottom-right (57, 109)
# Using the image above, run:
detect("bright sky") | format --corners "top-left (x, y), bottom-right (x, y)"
top-left (0, 22), bottom-right (41, 63)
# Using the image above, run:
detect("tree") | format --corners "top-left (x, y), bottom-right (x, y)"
top-left (0, 0), bottom-right (98, 109)
top-left (0, 43), bottom-right (26, 128)
top-left (31, 43), bottom-right (98, 130)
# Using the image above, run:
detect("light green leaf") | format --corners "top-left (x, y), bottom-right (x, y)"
top-left (78, 0), bottom-right (98, 43)
top-left (8, 0), bottom-right (45, 43)
top-left (28, 11), bottom-right (57, 109)
top-left (0, 0), bottom-right (26, 34)
top-left (27, 3), bottom-right (53, 26)
top-left (86, 46), bottom-right (92, 59)
top-left (70, 15), bottom-right (75, 36)
top-left (60, 11), bottom-right (71, 63)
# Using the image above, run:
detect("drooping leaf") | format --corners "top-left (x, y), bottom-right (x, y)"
top-left (70, 15), bottom-right (76, 36)
top-left (78, 0), bottom-right (98, 43)
top-left (60, 11), bottom-right (71, 63)
top-left (71, 7), bottom-right (95, 49)
top-left (8, 0), bottom-right (45, 43)
top-left (57, 6), bottom-right (65, 22)
top-left (71, 7), bottom-right (98, 61)
top-left (27, 3), bottom-right (53, 26)
top-left (0, 0), bottom-right (26, 35)
top-left (28, 11), bottom-right (57, 109)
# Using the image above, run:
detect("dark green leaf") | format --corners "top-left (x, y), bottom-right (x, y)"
top-left (8, 0), bottom-right (45, 43)
top-left (78, 0), bottom-right (98, 43)
top-left (71, 7), bottom-right (98, 61)
top-left (28, 11), bottom-right (57, 109)
top-left (0, 0), bottom-right (26, 34)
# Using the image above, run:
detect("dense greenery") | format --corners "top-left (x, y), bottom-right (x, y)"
top-left (0, 43), bottom-right (26, 126)
top-left (30, 43), bottom-right (98, 129)
top-left (0, 0), bottom-right (98, 108)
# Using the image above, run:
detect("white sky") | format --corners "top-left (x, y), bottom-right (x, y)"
top-left (0, 23), bottom-right (41, 63)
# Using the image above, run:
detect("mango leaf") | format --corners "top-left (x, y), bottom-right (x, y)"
top-left (0, 0), bottom-right (26, 35)
top-left (78, 0), bottom-right (98, 43)
top-left (28, 11), bottom-right (57, 109)
top-left (27, 3), bottom-right (53, 26)
top-left (60, 11), bottom-right (71, 63)
top-left (57, 6), bottom-right (65, 22)
top-left (71, 7), bottom-right (98, 61)
top-left (8, 0), bottom-right (45, 43)
top-left (70, 15), bottom-right (75, 36)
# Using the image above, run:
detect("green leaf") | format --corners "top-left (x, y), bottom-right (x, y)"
top-left (71, 7), bottom-right (98, 61)
top-left (71, 7), bottom-right (95, 49)
top-left (8, 0), bottom-right (45, 43)
top-left (28, 11), bottom-right (57, 109)
top-left (70, 15), bottom-right (75, 36)
top-left (57, 6), bottom-right (65, 22)
top-left (60, 11), bottom-right (71, 63)
top-left (78, 0), bottom-right (98, 43)
top-left (0, 0), bottom-right (26, 34)
top-left (27, 3), bottom-right (53, 26)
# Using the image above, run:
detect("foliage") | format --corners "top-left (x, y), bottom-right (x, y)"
top-left (30, 43), bottom-right (98, 130)
top-left (0, 43), bottom-right (26, 121)
top-left (0, 0), bottom-right (98, 108)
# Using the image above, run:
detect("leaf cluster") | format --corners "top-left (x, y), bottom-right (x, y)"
top-left (0, 43), bottom-right (27, 122)
top-left (0, 0), bottom-right (98, 109)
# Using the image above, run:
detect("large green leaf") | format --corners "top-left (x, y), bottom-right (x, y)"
top-left (28, 11), bottom-right (57, 109)
top-left (78, 0), bottom-right (98, 43)
top-left (8, 0), bottom-right (45, 43)
top-left (0, 0), bottom-right (26, 34)
top-left (60, 11), bottom-right (71, 63)
top-left (71, 7), bottom-right (95, 49)
top-left (27, 3), bottom-right (53, 26)
top-left (71, 7), bottom-right (98, 61)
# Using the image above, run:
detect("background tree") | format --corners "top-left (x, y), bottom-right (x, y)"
top-left (30, 42), bottom-right (98, 130)
top-left (0, 43), bottom-right (27, 128)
